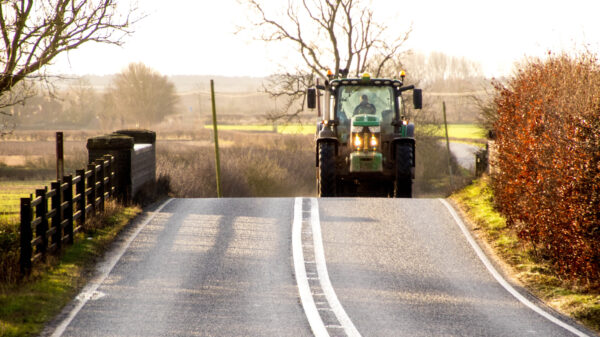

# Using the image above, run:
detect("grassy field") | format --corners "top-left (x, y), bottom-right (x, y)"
top-left (0, 181), bottom-right (48, 224)
top-left (432, 123), bottom-right (487, 140)
top-left (203, 123), bottom-right (316, 135)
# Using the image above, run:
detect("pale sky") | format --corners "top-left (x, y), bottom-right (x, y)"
top-left (50, 0), bottom-right (600, 78)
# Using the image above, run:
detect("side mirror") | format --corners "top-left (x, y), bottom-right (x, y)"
top-left (307, 88), bottom-right (316, 109)
top-left (413, 89), bottom-right (422, 110)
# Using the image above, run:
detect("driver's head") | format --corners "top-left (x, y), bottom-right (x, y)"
top-left (361, 94), bottom-right (368, 102)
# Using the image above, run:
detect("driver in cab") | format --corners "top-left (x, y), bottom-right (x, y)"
top-left (353, 94), bottom-right (376, 115)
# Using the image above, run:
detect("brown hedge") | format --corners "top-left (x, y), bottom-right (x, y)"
top-left (492, 52), bottom-right (600, 283)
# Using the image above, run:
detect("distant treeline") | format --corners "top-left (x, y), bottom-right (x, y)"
top-left (7, 68), bottom-right (488, 131)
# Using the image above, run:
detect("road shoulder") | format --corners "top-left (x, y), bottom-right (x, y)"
top-left (449, 179), bottom-right (600, 335)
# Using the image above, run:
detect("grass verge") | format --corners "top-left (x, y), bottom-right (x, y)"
top-left (0, 201), bottom-right (141, 337)
top-left (451, 176), bottom-right (600, 333)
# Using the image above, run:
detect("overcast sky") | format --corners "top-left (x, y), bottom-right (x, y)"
top-left (50, 0), bottom-right (600, 78)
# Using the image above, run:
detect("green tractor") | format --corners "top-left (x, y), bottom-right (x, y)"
top-left (307, 71), bottom-right (422, 197)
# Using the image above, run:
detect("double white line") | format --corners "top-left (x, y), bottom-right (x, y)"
top-left (292, 197), bottom-right (362, 337)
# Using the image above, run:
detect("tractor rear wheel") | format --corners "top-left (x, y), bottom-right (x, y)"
top-left (318, 142), bottom-right (336, 197)
top-left (394, 144), bottom-right (413, 198)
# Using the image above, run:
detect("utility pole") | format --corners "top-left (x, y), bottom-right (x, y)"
top-left (210, 80), bottom-right (222, 198)
top-left (443, 101), bottom-right (454, 190)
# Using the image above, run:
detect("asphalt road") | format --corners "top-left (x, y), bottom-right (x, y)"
top-left (44, 197), bottom-right (594, 337)
top-left (449, 142), bottom-right (480, 171)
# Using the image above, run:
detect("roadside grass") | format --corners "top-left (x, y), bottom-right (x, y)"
top-left (0, 201), bottom-right (140, 337)
top-left (451, 176), bottom-right (600, 333)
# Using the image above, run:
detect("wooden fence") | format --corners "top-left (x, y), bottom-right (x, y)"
top-left (19, 155), bottom-right (115, 275)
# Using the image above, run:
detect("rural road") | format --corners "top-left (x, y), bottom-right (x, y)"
top-left (43, 198), bottom-right (594, 337)
top-left (449, 142), bottom-right (480, 171)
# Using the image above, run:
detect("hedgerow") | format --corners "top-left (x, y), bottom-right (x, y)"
top-left (492, 52), bottom-right (600, 284)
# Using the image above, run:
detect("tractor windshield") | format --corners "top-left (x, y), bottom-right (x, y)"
top-left (336, 85), bottom-right (395, 128)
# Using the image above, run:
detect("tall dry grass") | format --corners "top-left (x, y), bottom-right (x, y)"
top-left (157, 129), bottom-right (461, 198)
top-left (0, 140), bottom-right (88, 181)
top-left (157, 131), bottom-right (316, 197)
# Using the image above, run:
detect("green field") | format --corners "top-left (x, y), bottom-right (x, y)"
top-left (435, 124), bottom-right (486, 140)
top-left (204, 124), bottom-right (316, 135)
top-left (0, 181), bottom-right (46, 224)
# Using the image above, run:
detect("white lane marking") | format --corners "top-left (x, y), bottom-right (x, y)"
top-left (310, 198), bottom-right (362, 337)
top-left (51, 198), bottom-right (174, 337)
top-left (439, 199), bottom-right (590, 337)
top-left (293, 197), bottom-right (329, 337)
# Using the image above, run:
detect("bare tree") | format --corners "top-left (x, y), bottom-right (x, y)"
top-left (60, 78), bottom-right (98, 126)
top-left (242, 0), bottom-right (411, 122)
top-left (0, 0), bottom-right (137, 134)
top-left (103, 63), bottom-right (178, 129)
top-left (394, 51), bottom-right (489, 124)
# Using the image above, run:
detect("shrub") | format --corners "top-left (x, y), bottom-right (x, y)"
top-left (492, 52), bottom-right (600, 283)
top-left (0, 222), bottom-right (20, 284)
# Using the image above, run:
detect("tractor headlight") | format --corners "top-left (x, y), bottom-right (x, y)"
top-left (370, 134), bottom-right (378, 148)
top-left (353, 134), bottom-right (363, 149)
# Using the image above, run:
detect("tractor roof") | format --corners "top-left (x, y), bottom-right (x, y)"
top-left (329, 77), bottom-right (403, 87)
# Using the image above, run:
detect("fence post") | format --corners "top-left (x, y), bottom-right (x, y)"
top-left (96, 159), bottom-right (105, 212)
top-left (35, 188), bottom-right (48, 262)
top-left (51, 181), bottom-right (63, 251)
top-left (63, 175), bottom-right (74, 244)
top-left (56, 131), bottom-right (64, 180)
top-left (88, 163), bottom-right (97, 215)
top-left (20, 198), bottom-right (33, 275)
top-left (76, 169), bottom-right (86, 230)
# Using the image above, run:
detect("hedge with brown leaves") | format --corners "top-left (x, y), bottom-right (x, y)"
top-left (492, 53), bottom-right (600, 283)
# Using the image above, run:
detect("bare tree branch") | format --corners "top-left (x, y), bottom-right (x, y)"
top-left (241, 0), bottom-right (411, 121)
top-left (0, 0), bottom-right (139, 132)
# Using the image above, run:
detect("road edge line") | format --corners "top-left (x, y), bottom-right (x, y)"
top-left (311, 198), bottom-right (362, 337)
top-left (293, 197), bottom-right (329, 337)
top-left (50, 198), bottom-right (174, 337)
top-left (439, 198), bottom-right (589, 337)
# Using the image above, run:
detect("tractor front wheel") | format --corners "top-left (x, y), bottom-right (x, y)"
top-left (318, 142), bottom-right (336, 197)
top-left (394, 144), bottom-right (413, 198)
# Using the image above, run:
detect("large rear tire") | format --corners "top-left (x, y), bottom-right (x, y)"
top-left (394, 144), bottom-right (413, 198)
top-left (318, 142), bottom-right (336, 197)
